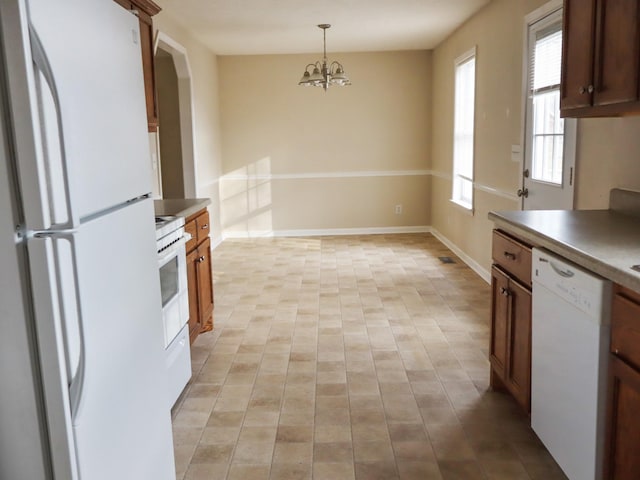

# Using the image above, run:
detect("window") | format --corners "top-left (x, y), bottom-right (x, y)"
top-left (452, 48), bottom-right (476, 210)
top-left (529, 21), bottom-right (563, 184)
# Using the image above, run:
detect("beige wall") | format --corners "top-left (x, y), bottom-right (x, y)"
top-left (218, 51), bottom-right (432, 235)
top-left (575, 116), bottom-right (640, 208)
top-left (430, 0), bottom-right (640, 279)
top-left (153, 7), bottom-right (224, 244)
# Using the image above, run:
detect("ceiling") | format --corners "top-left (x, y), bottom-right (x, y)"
top-left (155, 0), bottom-right (491, 56)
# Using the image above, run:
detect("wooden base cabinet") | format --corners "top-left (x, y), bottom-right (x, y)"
top-left (489, 230), bottom-right (533, 414)
top-left (604, 286), bottom-right (640, 479)
top-left (604, 356), bottom-right (640, 480)
top-left (490, 266), bottom-right (532, 413)
top-left (185, 209), bottom-right (214, 344)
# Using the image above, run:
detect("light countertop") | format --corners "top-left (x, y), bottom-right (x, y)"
top-left (154, 198), bottom-right (211, 219)
top-left (489, 209), bottom-right (640, 292)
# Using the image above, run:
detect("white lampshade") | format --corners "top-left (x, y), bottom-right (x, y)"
top-left (298, 71), bottom-right (312, 85)
top-left (308, 66), bottom-right (323, 83)
top-left (298, 25), bottom-right (351, 90)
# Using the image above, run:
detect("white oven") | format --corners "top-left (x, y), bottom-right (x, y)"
top-left (155, 215), bottom-right (191, 408)
top-left (158, 235), bottom-right (189, 346)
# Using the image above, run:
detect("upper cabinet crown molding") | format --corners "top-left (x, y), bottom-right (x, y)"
top-left (561, 0), bottom-right (640, 118)
top-left (129, 0), bottom-right (161, 16)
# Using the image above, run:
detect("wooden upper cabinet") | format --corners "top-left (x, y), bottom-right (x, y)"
top-left (113, 0), bottom-right (161, 132)
top-left (561, 0), bottom-right (597, 111)
top-left (561, 0), bottom-right (640, 117)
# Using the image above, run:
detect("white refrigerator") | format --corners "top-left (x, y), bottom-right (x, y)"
top-left (0, 0), bottom-right (175, 479)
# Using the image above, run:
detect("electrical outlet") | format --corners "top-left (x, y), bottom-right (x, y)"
top-left (395, 204), bottom-right (402, 215)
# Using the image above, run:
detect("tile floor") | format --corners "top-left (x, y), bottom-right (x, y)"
top-left (171, 233), bottom-right (567, 480)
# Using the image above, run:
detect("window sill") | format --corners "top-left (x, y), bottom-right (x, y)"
top-left (449, 198), bottom-right (474, 216)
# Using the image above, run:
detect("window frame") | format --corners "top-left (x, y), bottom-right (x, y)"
top-left (451, 46), bottom-right (477, 212)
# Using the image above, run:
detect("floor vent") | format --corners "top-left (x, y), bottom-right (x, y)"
top-left (438, 256), bottom-right (456, 264)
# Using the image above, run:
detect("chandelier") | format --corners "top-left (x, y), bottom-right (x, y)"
top-left (298, 24), bottom-right (351, 91)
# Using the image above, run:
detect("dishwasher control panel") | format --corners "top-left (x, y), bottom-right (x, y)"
top-left (532, 248), bottom-right (611, 321)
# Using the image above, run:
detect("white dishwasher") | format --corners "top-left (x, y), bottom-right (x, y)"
top-left (531, 248), bottom-right (611, 480)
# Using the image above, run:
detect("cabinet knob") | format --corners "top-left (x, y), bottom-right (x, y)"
top-left (579, 86), bottom-right (586, 94)
top-left (588, 85), bottom-right (594, 94)
top-left (503, 251), bottom-right (516, 260)
top-left (201, 224), bottom-right (208, 229)
top-left (500, 287), bottom-right (511, 297)
top-left (198, 256), bottom-right (205, 263)
top-left (517, 188), bottom-right (529, 198)
top-left (614, 348), bottom-right (620, 355)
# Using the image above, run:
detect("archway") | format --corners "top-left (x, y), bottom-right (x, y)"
top-left (154, 32), bottom-right (197, 198)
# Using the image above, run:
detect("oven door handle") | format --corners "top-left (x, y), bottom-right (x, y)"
top-left (158, 234), bottom-right (189, 264)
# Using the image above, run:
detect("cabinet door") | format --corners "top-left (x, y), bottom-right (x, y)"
top-left (611, 291), bottom-right (640, 371)
top-left (137, 10), bottom-right (158, 132)
top-left (506, 279), bottom-right (532, 413)
top-left (490, 267), bottom-right (510, 378)
top-left (593, 0), bottom-right (640, 106)
top-left (604, 355), bottom-right (640, 480)
top-left (195, 210), bottom-right (211, 244)
top-left (197, 237), bottom-right (214, 332)
top-left (561, 0), bottom-right (598, 110)
top-left (186, 247), bottom-right (202, 342)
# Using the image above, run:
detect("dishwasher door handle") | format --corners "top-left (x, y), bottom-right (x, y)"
top-left (550, 261), bottom-right (575, 278)
top-left (539, 255), bottom-right (576, 278)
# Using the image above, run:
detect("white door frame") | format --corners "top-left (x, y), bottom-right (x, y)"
top-left (519, 0), bottom-right (576, 210)
top-left (153, 31), bottom-right (198, 198)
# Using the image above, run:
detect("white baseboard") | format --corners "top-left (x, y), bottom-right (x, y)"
top-left (222, 226), bottom-right (431, 238)
top-left (430, 228), bottom-right (491, 284)
top-left (210, 234), bottom-right (224, 251)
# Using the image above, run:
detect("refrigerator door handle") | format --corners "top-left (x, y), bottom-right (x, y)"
top-left (28, 234), bottom-right (80, 479)
top-left (34, 230), bottom-right (87, 423)
top-left (28, 26), bottom-right (77, 229)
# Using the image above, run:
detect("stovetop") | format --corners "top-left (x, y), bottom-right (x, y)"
top-left (155, 215), bottom-right (185, 251)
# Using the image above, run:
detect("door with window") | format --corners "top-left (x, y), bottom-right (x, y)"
top-left (522, 6), bottom-right (576, 210)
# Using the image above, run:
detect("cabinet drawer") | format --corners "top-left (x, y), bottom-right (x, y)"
top-left (492, 230), bottom-right (532, 286)
top-left (611, 288), bottom-right (640, 371)
top-left (185, 219), bottom-right (197, 253)
top-left (195, 210), bottom-right (210, 244)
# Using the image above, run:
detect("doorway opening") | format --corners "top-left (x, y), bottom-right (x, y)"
top-left (153, 33), bottom-right (197, 199)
